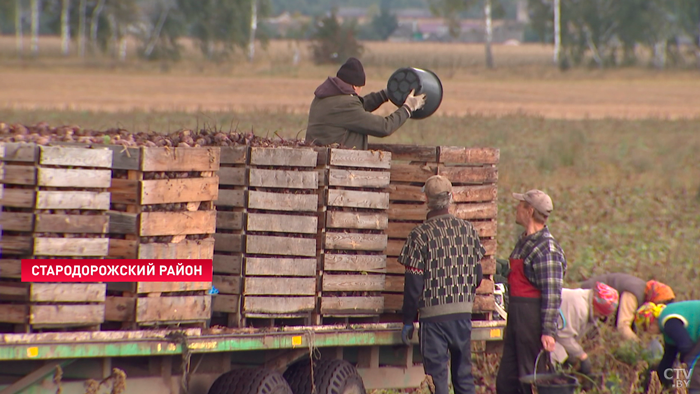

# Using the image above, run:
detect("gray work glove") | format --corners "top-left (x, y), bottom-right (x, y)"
top-left (403, 90), bottom-right (427, 113)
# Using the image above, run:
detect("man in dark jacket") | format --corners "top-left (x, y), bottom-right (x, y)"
top-left (496, 189), bottom-right (567, 394)
top-left (305, 57), bottom-right (426, 150)
top-left (399, 175), bottom-right (485, 394)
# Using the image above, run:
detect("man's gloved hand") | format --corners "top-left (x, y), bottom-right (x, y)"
top-left (403, 90), bottom-right (427, 113)
top-left (402, 324), bottom-right (415, 346)
top-left (579, 358), bottom-right (592, 375)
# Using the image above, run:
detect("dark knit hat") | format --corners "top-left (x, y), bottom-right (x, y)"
top-left (336, 57), bottom-right (366, 87)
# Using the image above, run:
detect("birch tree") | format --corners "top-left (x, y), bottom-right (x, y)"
top-left (61, 0), bottom-right (70, 55)
top-left (15, 0), bottom-right (23, 57)
top-left (30, 0), bottom-right (38, 56)
top-left (78, 0), bottom-right (86, 57)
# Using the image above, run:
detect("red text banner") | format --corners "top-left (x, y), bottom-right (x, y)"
top-left (21, 259), bottom-right (213, 282)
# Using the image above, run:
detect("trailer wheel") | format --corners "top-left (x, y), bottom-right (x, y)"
top-left (283, 359), bottom-right (366, 394)
top-left (207, 368), bottom-right (293, 394)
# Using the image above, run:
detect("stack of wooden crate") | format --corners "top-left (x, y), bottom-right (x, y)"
top-left (211, 146), bottom-right (248, 327)
top-left (240, 147), bottom-right (320, 327)
top-left (368, 144), bottom-right (499, 321)
top-left (0, 143), bottom-right (110, 332)
top-left (105, 146), bottom-right (220, 329)
top-left (318, 149), bottom-right (391, 323)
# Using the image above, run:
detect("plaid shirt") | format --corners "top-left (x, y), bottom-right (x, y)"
top-left (510, 226), bottom-right (567, 336)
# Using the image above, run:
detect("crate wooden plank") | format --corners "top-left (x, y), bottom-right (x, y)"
top-left (1, 143), bottom-right (38, 162)
top-left (381, 293), bottom-right (494, 312)
top-left (141, 147), bottom-right (220, 172)
top-left (1, 188), bottom-right (35, 208)
top-left (438, 166), bottom-right (498, 185)
top-left (327, 189), bottom-right (389, 209)
top-left (481, 256), bottom-right (496, 275)
top-left (0, 304), bottom-right (28, 324)
top-left (0, 260), bottom-right (22, 279)
top-left (450, 202), bottom-right (498, 221)
top-left (136, 296), bottom-right (211, 323)
top-left (323, 274), bottom-right (385, 292)
top-left (108, 179), bottom-right (138, 205)
top-left (37, 168), bottom-right (111, 188)
top-left (388, 204), bottom-right (427, 221)
top-left (385, 276), bottom-right (493, 294)
top-left (248, 191), bottom-right (317, 212)
top-left (438, 146), bottom-right (500, 164)
top-left (249, 147), bottom-right (317, 167)
top-left (0, 212), bottom-right (33, 232)
top-left (213, 275), bottom-right (242, 294)
top-left (244, 277), bottom-right (316, 296)
top-left (0, 236), bottom-right (33, 254)
top-left (137, 239), bottom-right (215, 259)
top-left (2, 165), bottom-right (36, 185)
top-left (245, 257), bottom-right (316, 277)
top-left (36, 191), bottom-right (110, 210)
top-left (141, 177), bottom-right (219, 205)
top-left (33, 237), bottom-right (109, 257)
top-left (244, 296), bottom-right (315, 314)
top-left (324, 254), bottom-right (386, 273)
top-left (107, 146), bottom-right (141, 170)
top-left (329, 149), bottom-right (391, 169)
top-left (212, 294), bottom-right (240, 313)
top-left (105, 296), bottom-right (135, 322)
top-left (384, 238), bottom-right (495, 257)
top-left (452, 185), bottom-right (498, 203)
top-left (324, 232), bottom-right (388, 252)
top-left (382, 293), bottom-right (403, 311)
top-left (389, 164), bottom-right (438, 183)
top-left (136, 282), bottom-right (211, 293)
top-left (389, 185), bottom-right (426, 202)
top-left (213, 255), bottom-right (242, 275)
top-left (366, 144), bottom-right (437, 162)
top-left (220, 146), bottom-right (249, 165)
top-left (140, 210), bottom-right (216, 236)
top-left (246, 235), bottom-right (317, 257)
top-left (385, 258), bottom-right (403, 274)
top-left (36, 213), bottom-right (109, 234)
top-left (108, 239), bottom-right (139, 259)
top-left (327, 169), bottom-right (390, 188)
top-left (0, 282), bottom-right (27, 300)
top-left (30, 305), bottom-right (105, 326)
top-left (321, 297), bottom-right (384, 315)
top-left (386, 220), bottom-right (497, 239)
top-left (39, 146), bottom-right (113, 168)
top-left (216, 211), bottom-right (245, 231)
top-left (30, 283), bottom-right (106, 303)
top-left (477, 279), bottom-right (495, 294)
top-left (106, 212), bottom-right (137, 235)
top-left (247, 213), bottom-right (317, 234)
top-left (214, 233), bottom-right (244, 253)
top-left (215, 190), bottom-right (246, 208)
top-left (219, 167), bottom-right (247, 186)
top-left (325, 211), bottom-right (388, 230)
top-left (248, 168), bottom-right (318, 189)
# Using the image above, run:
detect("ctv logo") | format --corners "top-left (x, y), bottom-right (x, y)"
top-left (664, 368), bottom-right (692, 388)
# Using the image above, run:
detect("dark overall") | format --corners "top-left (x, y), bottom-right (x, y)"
top-left (496, 258), bottom-right (548, 394)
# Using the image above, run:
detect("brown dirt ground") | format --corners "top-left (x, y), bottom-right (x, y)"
top-left (2, 69), bottom-right (699, 120)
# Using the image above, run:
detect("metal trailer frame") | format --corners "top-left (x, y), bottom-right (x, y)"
top-left (0, 321), bottom-right (505, 394)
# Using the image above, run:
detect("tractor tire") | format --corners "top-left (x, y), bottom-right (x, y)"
top-left (207, 368), bottom-right (293, 394)
top-left (283, 359), bottom-right (366, 394)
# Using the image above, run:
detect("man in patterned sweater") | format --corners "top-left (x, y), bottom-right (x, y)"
top-left (399, 175), bottom-right (485, 394)
top-left (496, 189), bottom-right (567, 394)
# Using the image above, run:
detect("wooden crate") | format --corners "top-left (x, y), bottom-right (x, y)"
top-left (104, 146), bottom-right (219, 329)
top-left (240, 147), bottom-right (320, 327)
top-left (211, 146), bottom-right (248, 328)
top-left (105, 282), bottom-right (211, 329)
top-left (368, 144), bottom-right (499, 319)
top-left (318, 149), bottom-right (391, 322)
top-left (0, 282), bottom-right (106, 333)
top-left (1, 142), bottom-right (37, 267)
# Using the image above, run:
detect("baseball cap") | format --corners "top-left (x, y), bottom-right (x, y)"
top-left (512, 189), bottom-right (553, 216)
top-left (423, 175), bottom-right (452, 199)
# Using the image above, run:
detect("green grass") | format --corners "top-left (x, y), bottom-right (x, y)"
top-left (2, 108), bottom-right (699, 393)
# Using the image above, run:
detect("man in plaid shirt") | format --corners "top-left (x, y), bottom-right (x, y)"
top-left (496, 189), bottom-right (567, 394)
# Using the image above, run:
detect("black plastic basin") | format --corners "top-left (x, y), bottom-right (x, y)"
top-left (386, 67), bottom-right (443, 119)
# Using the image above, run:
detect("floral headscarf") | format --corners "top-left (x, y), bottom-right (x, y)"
top-left (592, 282), bottom-right (619, 316)
top-left (645, 280), bottom-right (675, 304)
top-left (635, 302), bottom-right (666, 331)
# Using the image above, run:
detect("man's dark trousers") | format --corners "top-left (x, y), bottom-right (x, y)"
top-left (419, 317), bottom-right (475, 394)
top-left (496, 297), bottom-right (548, 394)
